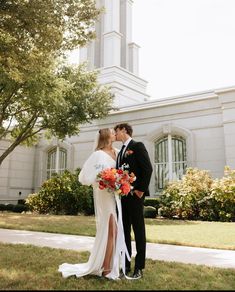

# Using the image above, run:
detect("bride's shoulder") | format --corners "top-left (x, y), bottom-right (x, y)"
top-left (94, 149), bottom-right (104, 154)
top-left (84, 150), bottom-right (105, 166)
top-left (86, 150), bottom-right (102, 160)
top-left (92, 149), bottom-right (106, 159)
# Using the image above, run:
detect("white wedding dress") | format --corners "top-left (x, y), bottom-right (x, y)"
top-left (58, 150), bottom-right (130, 280)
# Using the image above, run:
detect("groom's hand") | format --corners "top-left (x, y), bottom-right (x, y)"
top-left (134, 190), bottom-right (144, 198)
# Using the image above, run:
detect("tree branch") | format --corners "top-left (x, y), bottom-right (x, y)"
top-left (0, 114), bottom-right (39, 165)
top-left (0, 115), bottom-right (14, 140)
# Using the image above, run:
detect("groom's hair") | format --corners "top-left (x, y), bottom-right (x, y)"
top-left (114, 123), bottom-right (133, 137)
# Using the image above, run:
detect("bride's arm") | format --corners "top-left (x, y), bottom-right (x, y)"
top-left (78, 151), bottom-right (105, 186)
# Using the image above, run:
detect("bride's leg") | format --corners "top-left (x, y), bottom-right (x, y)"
top-left (102, 214), bottom-right (117, 276)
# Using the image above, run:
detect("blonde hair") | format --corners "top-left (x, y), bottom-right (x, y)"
top-left (95, 128), bottom-right (112, 150)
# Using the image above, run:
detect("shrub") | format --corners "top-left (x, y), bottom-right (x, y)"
top-left (209, 166), bottom-right (235, 222)
top-left (12, 204), bottom-right (29, 213)
top-left (159, 167), bottom-right (213, 220)
top-left (144, 197), bottom-right (160, 211)
top-left (0, 204), bottom-right (6, 211)
top-left (0, 203), bottom-right (28, 213)
top-left (158, 166), bottom-right (235, 222)
top-left (75, 184), bottom-right (94, 215)
top-left (4, 204), bottom-right (15, 211)
top-left (18, 199), bottom-right (26, 205)
top-left (144, 206), bottom-right (157, 218)
top-left (26, 168), bottom-right (94, 215)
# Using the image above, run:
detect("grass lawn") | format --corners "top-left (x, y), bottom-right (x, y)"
top-left (0, 243), bottom-right (235, 290)
top-left (0, 212), bottom-right (235, 290)
top-left (0, 212), bottom-right (235, 250)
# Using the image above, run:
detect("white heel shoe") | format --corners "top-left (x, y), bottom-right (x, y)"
top-left (102, 270), bottom-right (120, 281)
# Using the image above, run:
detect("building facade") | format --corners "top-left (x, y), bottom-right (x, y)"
top-left (1, 0), bottom-right (235, 202)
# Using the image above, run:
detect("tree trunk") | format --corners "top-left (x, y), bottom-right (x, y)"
top-left (0, 141), bottom-right (22, 166)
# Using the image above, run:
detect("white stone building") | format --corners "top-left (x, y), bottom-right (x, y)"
top-left (1, 0), bottom-right (235, 203)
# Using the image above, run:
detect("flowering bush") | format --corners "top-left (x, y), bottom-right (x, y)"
top-left (159, 167), bottom-right (213, 220)
top-left (26, 169), bottom-right (94, 215)
top-left (96, 168), bottom-right (136, 196)
top-left (158, 166), bottom-right (235, 222)
top-left (210, 166), bottom-right (235, 221)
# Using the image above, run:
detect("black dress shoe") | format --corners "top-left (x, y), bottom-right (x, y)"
top-left (131, 269), bottom-right (143, 280)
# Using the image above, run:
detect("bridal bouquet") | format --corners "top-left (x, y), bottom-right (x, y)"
top-left (96, 168), bottom-right (136, 196)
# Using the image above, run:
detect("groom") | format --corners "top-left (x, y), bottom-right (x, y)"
top-left (114, 123), bottom-right (153, 280)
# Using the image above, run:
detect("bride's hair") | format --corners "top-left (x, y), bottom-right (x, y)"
top-left (95, 128), bottom-right (112, 150)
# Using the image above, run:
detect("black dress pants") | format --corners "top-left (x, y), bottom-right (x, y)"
top-left (121, 194), bottom-right (146, 271)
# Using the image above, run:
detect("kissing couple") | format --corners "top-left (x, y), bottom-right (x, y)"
top-left (59, 123), bottom-right (153, 280)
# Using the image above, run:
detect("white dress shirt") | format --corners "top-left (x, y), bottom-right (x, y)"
top-left (121, 137), bottom-right (132, 159)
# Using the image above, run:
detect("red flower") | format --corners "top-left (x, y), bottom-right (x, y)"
top-left (98, 180), bottom-right (106, 190)
top-left (124, 149), bottom-right (134, 158)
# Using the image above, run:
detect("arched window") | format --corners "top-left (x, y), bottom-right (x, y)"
top-left (155, 135), bottom-right (187, 192)
top-left (47, 147), bottom-right (67, 179)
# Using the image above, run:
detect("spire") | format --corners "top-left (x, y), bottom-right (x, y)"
top-left (80, 0), bottom-right (150, 107)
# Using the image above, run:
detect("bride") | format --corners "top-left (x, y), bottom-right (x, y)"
top-left (58, 128), bottom-right (130, 280)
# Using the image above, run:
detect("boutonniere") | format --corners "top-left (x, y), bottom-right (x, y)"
top-left (125, 149), bottom-right (134, 157)
top-left (121, 163), bottom-right (130, 170)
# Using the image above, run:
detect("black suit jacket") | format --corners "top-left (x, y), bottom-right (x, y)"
top-left (119, 140), bottom-right (153, 195)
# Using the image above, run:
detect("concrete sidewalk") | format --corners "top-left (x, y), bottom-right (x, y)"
top-left (0, 228), bottom-right (235, 270)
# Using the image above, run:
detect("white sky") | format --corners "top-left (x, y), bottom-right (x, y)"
top-left (68, 0), bottom-right (235, 100)
top-left (132, 0), bottom-right (235, 99)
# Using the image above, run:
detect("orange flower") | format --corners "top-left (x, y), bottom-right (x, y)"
top-left (96, 167), bottom-right (136, 197)
top-left (121, 183), bottom-right (131, 194)
top-left (101, 169), bottom-right (116, 182)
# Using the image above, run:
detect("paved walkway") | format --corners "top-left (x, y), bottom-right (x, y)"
top-left (0, 228), bottom-right (235, 270)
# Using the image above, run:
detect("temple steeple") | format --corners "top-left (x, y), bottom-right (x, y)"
top-left (80, 0), bottom-right (149, 107)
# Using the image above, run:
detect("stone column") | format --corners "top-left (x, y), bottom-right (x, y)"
top-left (120, 0), bottom-right (133, 69)
top-left (217, 88), bottom-right (235, 168)
top-left (120, 0), bottom-right (139, 75)
top-left (129, 42), bottom-right (140, 75)
top-left (103, 0), bottom-right (122, 67)
top-left (79, 41), bottom-right (95, 70)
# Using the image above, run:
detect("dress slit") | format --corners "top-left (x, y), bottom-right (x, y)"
top-left (102, 213), bottom-right (117, 275)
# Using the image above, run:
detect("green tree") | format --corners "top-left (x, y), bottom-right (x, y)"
top-left (0, 0), bottom-right (113, 165)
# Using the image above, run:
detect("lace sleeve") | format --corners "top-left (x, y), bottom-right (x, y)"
top-left (78, 151), bottom-right (105, 186)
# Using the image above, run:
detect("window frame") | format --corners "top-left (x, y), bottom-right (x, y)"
top-left (46, 146), bottom-right (67, 179)
top-left (154, 134), bottom-right (187, 192)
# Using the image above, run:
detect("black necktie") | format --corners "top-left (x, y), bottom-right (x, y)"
top-left (117, 144), bottom-right (125, 168)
